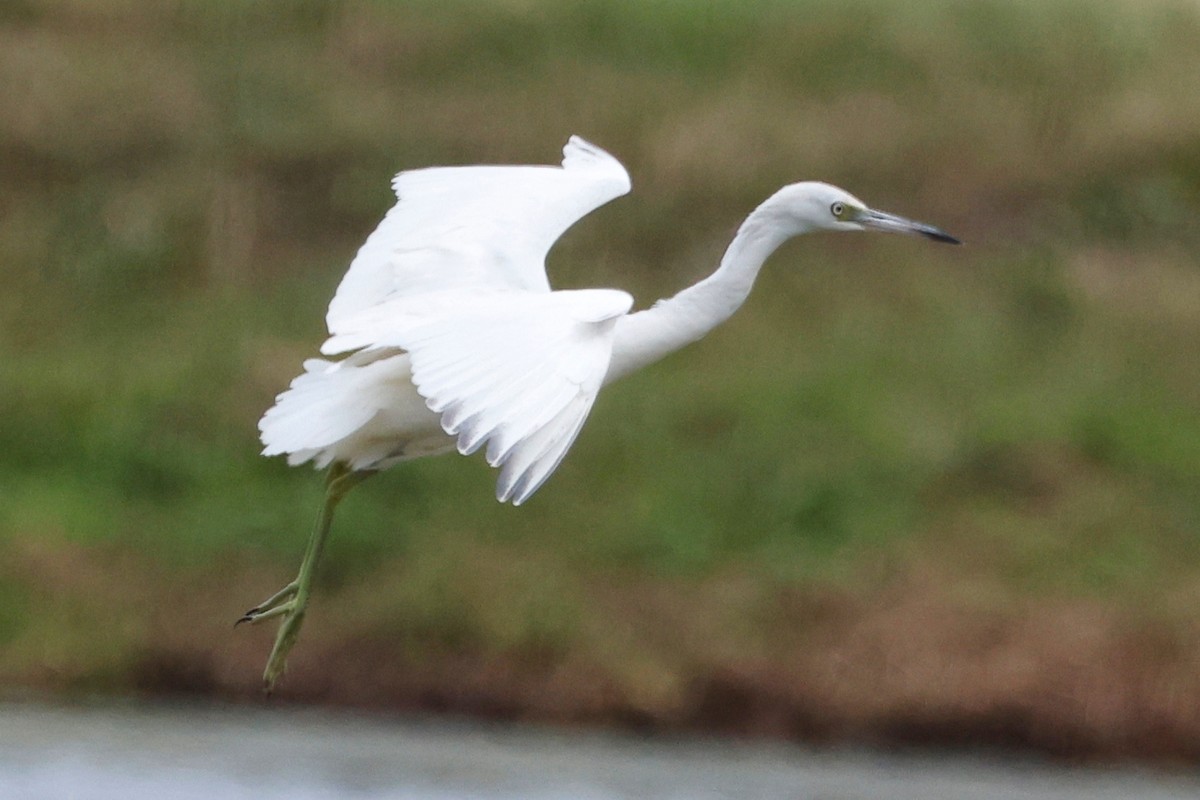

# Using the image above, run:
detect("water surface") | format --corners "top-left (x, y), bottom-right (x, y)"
top-left (2, 703), bottom-right (1198, 799)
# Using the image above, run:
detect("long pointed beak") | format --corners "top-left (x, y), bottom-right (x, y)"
top-left (858, 208), bottom-right (961, 245)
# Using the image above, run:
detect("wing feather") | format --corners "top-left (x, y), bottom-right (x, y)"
top-left (325, 136), bottom-right (631, 335)
top-left (346, 289), bottom-right (632, 504)
top-left (496, 395), bottom-right (594, 505)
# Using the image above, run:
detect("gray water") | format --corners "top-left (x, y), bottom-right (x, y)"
top-left (1, 702), bottom-right (1199, 800)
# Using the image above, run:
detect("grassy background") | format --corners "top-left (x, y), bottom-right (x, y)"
top-left (2, 0), bottom-right (1200, 758)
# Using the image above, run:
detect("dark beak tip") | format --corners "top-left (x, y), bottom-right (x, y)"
top-left (925, 230), bottom-right (962, 245)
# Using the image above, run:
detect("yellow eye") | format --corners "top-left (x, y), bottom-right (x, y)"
top-left (830, 202), bottom-right (846, 219)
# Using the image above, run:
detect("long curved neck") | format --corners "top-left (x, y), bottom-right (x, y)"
top-left (604, 194), bottom-right (801, 384)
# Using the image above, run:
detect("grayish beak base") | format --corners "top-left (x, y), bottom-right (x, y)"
top-left (860, 208), bottom-right (961, 245)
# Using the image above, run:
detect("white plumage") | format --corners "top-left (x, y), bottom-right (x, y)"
top-left (261, 136), bottom-right (633, 505)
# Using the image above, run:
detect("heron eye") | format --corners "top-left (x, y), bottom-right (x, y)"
top-left (830, 202), bottom-right (846, 219)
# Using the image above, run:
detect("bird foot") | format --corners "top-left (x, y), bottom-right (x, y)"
top-left (236, 580), bottom-right (308, 692)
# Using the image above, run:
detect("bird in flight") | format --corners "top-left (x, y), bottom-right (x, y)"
top-left (240, 136), bottom-right (960, 691)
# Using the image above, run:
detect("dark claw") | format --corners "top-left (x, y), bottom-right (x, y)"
top-left (235, 605), bottom-right (266, 627)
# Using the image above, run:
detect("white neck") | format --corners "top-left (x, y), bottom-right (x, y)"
top-left (604, 192), bottom-right (803, 384)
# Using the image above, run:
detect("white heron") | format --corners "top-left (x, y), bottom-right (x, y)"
top-left (241, 136), bottom-right (959, 690)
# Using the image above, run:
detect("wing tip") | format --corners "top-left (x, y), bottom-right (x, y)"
top-left (562, 136), bottom-right (631, 192)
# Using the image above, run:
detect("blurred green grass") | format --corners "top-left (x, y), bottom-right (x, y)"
top-left (1, 0), bottom-right (1199, 754)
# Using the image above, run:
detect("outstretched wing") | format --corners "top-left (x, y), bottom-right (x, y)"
top-left (313, 137), bottom-right (635, 504)
top-left (325, 136), bottom-right (631, 335)
top-left (324, 288), bottom-right (633, 505)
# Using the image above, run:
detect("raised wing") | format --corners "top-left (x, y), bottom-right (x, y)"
top-left (326, 288), bottom-right (633, 505)
top-left (325, 136), bottom-right (631, 336)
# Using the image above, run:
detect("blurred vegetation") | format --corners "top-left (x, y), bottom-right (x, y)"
top-left (1, 0), bottom-right (1199, 758)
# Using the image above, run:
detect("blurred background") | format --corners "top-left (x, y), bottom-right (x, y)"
top-left (1, 0), bottom-right (1199, 765)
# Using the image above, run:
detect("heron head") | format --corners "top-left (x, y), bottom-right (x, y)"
top-left (773, 182), bottom-right (961, 245)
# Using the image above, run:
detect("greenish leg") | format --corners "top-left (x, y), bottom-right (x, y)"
top-left (238, 462), bottom-right (375, 692)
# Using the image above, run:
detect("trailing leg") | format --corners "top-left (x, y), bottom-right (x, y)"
top-left (238, 462), bottom-right (375, 691)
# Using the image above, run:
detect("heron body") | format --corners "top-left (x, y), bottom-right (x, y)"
top-left (243, 136), bottom-right (959, 689)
